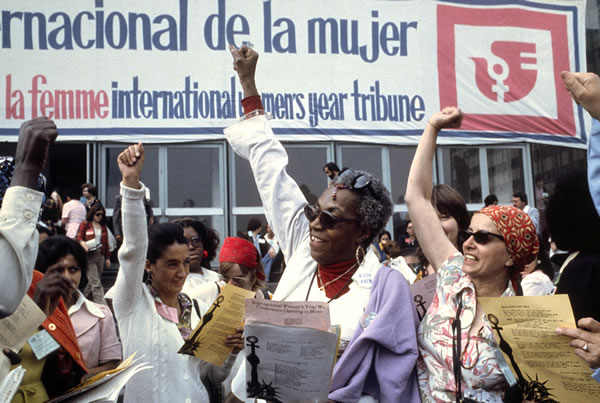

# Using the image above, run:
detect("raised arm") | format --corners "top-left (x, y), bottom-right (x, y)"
top-left (0, 117), bottom-right (57, 317)
top-left (405, 107), bottom-right (463, 270)
top-left (561, 71), bottom-right (600, 217)
top-left (112, 143), bottom-right (148, 318)
top-left (224, 45), bottom-right (310, 260)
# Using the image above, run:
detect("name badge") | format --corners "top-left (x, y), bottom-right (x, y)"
top-left (28, 329), bottom-right (60, 360)
top-left (356, 272), bottom-right (373, 287)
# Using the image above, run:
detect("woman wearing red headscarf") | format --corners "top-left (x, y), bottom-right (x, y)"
top-left (406, 107), bottom-right (539, 403)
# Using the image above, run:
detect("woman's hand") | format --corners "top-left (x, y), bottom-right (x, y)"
top-left (117, 143), bottom-right (144, 189)
top-left (224, 326), bottom-right (244, 354)
top-left (105, 258), bottom-right (111, 269)
top-left (556, 317), bottom-right (600, 369)
top-left (34, 269), bottom-right (73, 316)
top-left (79, 240), bottom-right (89, 252)
top-left (229, 44), bottom-right (259, 97)
top-left (427, 106), bottom-right (463, 131)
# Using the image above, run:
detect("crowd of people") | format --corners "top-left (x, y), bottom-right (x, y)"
top-left (1, 44), bottom-right (600, 403)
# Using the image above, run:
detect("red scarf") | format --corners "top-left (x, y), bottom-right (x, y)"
top-left (317, 258), bottom-right (357, 299)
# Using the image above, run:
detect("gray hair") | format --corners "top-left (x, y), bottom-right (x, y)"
top-left (331, 169), bottom-right (393, 248)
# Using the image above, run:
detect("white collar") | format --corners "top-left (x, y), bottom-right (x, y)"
top-left (523, 205), bottom-right (530, 214)
top-left (68, 290), bottom-right (106, 319)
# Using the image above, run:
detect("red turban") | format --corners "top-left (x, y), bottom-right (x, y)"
top-left (219, 237), bottom-right (265, 280)
top-left (477, 205), bottom-right (539, 269)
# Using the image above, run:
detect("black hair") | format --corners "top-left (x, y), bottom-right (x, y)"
top-left (323, 162), bottom-right (340, 172)
top-left (35, 235), bottom-right (88, 290)
top-left (86, 202), bottom-right (107, 225)
top-left (512, 191), bottom-right (528, 204)
top-left (173, 217), bottom-right (220, 265)
top-left (247, 217), bottom-right (262, 232)
top-left (378, 230), bottom-right (391, 242)
top-left (65, 185), bottom-right (81, 200)
top-left (147, 222), bottom-right (189, 263)
top-left (484, 194), bottom-right (498, 206)
top-left (81, 183), bottom-right (98, 197)
top-left (546, 169), bottom-right (600, 252)
top-left (431, 184), bottom-right (470, 231)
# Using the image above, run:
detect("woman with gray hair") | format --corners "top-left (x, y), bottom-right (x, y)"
top-left (224, 44), bottom-right (419, 402)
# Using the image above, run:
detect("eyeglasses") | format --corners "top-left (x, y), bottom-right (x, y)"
top-left (304, 204), bottom-right (359, 229)
top-left (459, 230), bottom-right (504, 245)
top-left (187, 236), bottom-right (203, 248)
top-left (339, 168), bottom-right (380, 201)
top-left (94, 213), bottom-right (104, 217)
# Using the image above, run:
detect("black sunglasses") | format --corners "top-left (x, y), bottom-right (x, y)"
top-left (304, 204), bottom-right (359, 229)
top-left (459, 230), bottom-right (504, 245)
top-left (339, 168), bottom-right (380, 201)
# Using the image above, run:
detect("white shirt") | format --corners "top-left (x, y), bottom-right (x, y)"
top-left (0, 186), bottom-right (42, 317)
top-left (521, 270), bottom-right (555, 296)
top-left (112, 183), bottom-right (235, 403)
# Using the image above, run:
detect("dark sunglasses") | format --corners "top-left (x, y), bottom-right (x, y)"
top-left (339, 168), bottom-right (380, 201)
top-left (459, 230), bottom-right (504, 245)
top-left (304, 204), bottom-right (359, 229)
top-left (94, 213), bottom-right (104, 217)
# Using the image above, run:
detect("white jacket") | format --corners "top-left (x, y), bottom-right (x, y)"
top-left (224, 115), bottom-right (381, 401)
top-left (112, 183), bottom-right (235, 403)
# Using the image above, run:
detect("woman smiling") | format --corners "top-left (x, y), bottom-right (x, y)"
top-left (224, 44), bottom-right (420, 403)
top-left (406, 107), bottom-right (539, 402)
top-left (112, 143), bottom-right (241, 403)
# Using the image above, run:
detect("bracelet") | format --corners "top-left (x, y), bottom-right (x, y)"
top-left (427, 121), bottom-right (441, 131)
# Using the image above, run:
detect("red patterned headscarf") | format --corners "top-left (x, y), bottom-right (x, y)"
top-left (477, 205), bottom-right (539, 269)
top-left (219, 237), bottom-right (265, 280)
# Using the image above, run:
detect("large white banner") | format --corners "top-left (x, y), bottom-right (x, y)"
top-left (0, 0), bottom-right (590, 146)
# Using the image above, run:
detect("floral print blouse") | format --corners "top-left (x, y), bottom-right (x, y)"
top-left (417, 252), bottom-right (515, 403)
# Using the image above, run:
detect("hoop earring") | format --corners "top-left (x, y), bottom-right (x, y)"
top-left (355, 245), bottom-right (366, 266)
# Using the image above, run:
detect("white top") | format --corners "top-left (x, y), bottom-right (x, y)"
top-left (224, 115), bottom-right (381, 401)
top-left (112, 182), bottom-right (235, 403)
top-left (181, 270), bottom-right (220, 301)
top-left (521, 270), bottom-right (555, 296)
top-left (0, 186), bottom-right (43, 317)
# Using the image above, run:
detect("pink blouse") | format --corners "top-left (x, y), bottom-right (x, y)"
top-left (68, 291), bottom-right (122, 369)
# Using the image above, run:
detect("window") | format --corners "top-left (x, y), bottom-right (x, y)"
top-left (486, 148), bottom-right (525, 204)
top-left (439, 148), bottom-right (481, 204)
top-left (103, 146), bottom-right (159, 210)
top-left (230, 144), bottom-right (331, 236)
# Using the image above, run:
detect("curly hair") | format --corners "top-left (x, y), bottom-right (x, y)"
top-left (546, 169), bottom-right (600, 252)
top-left (331, 169), bottom-right (393, 248)
top-left (173, 217), bottom-right (220, 265)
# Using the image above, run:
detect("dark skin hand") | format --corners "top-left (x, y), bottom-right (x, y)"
top-left (11, 117), bottom-right (58, 189)
top-left (229, 44), bottom-right (259, 98)
top-left (3, 348), bottom-right (21, 365)
top-left (34, 268), bottom-right (73, 317)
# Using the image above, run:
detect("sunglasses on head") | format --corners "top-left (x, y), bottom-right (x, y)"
top-left (303, 204), bottom-right (359, 229)
top-left (459, 230), bottom-right (504, 245)
top-left (339, 168), bottom-right (380, 201)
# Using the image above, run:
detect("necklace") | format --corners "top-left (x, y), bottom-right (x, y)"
top-left (317, 263), bottom-right (358, 291)
top-left (460, 325), bottom-right (484, 369)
